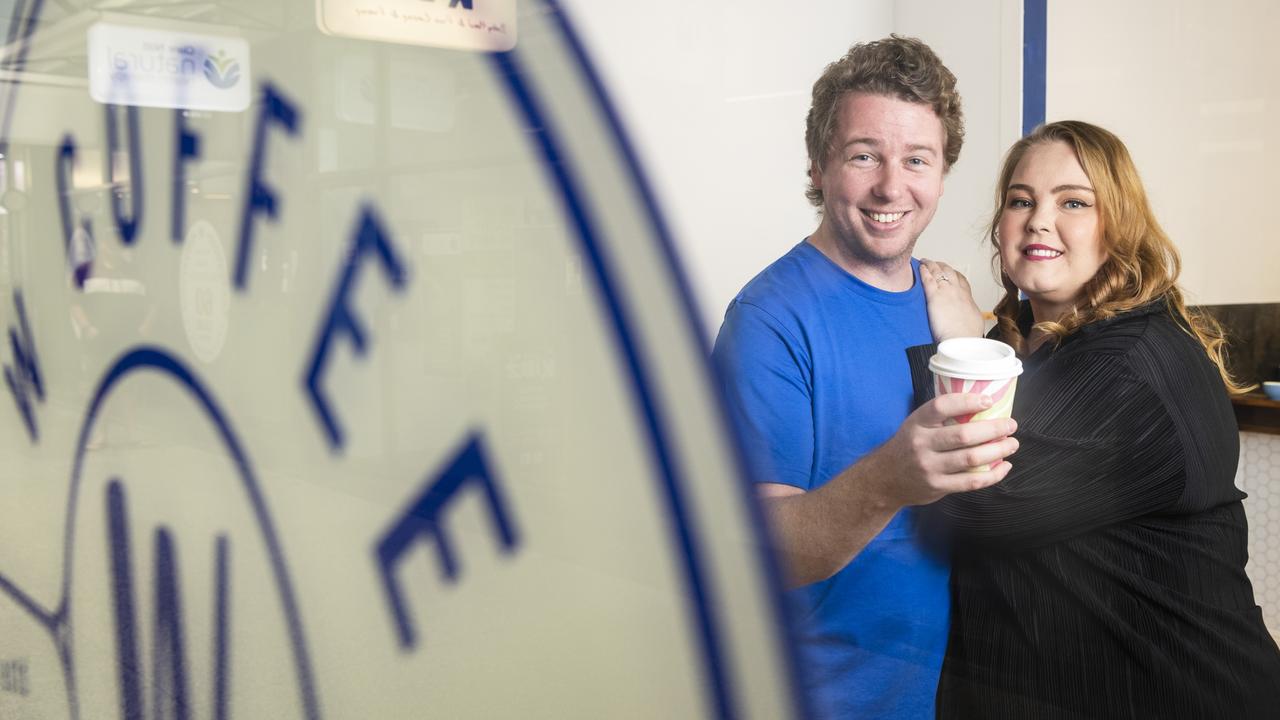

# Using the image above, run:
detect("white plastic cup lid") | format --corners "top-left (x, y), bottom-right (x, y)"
top-left (928, 337), bottom-right (1023, 380)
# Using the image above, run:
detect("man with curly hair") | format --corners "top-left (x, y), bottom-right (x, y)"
top-left (712, 36), bottom-right (1016, 718)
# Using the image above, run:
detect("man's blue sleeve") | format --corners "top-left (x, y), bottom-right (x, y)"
top-left (711, 300), bottom-right (814, 491)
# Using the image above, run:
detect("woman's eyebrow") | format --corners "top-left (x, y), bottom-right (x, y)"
top-left (1006, 183), bottom-right (1095, 194)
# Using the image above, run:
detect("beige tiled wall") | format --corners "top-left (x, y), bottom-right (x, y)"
top-left (1239, 432), bottom-right (1280, 639)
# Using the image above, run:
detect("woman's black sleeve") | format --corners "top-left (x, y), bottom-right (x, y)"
top-left (926, 349), bottom-right (1186, 548)
top-left (905, 343), bottom-right (937, 410)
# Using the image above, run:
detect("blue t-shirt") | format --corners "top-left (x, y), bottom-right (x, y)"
top-left (712, 241), bottom-right (949, 719)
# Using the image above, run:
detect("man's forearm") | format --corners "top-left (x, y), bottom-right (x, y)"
top-left (762, 452), bottom-right (902, 588)
top-left (759, 393), bottom-right (1018, 589)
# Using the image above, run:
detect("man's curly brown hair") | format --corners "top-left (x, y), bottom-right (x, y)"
top-left (804, 35), bottom-right (964, 208)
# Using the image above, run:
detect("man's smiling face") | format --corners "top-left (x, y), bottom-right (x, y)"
top-left (810, 92), bottom-right (946, 279)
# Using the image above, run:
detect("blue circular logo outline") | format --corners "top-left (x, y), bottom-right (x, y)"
top-left (487, 4), bottom-right (809, 718)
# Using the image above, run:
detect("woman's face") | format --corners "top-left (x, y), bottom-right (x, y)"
top-left (998, 140), bottom-right (1107, 321)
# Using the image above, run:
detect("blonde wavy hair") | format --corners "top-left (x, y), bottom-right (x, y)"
top-left (989, 120), bottom-right (1250, 393)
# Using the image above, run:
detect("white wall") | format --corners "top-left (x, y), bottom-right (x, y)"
top-left (561, 0), bottom-right (895, 335)
top-left (895, 0), bottom-right (1023, 314)
top-left (564, 0), bottom-right (1280, 328)
top-left (1046, 0), bottom-right (1280, 305)
top-left (561, 0), bottom-right (1023, 335)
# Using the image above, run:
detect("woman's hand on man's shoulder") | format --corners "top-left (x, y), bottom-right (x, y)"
top-left (920, 259), bottom-right (986, 342)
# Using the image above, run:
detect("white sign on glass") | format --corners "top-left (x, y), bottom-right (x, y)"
top-left (316, 0), bottom-right (518, 51)
top-left (87, 22), bottom-right (251, 112)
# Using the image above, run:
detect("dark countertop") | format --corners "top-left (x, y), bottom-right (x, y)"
top-left (1232, 392), bottom-right (1280, 435)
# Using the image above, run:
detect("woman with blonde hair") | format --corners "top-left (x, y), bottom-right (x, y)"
top-left (919, 120), bottom-right (1280, 717)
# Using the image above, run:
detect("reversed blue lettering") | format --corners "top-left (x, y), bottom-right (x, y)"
top-left (172, 110), bottom-right (201, 243)
top-left (375, 434), bottom-right (520, 649)
top-left (4, 290), bottom-right (44, 442)
top-left (235, 83), bottom-right (301, 290)
top-left (56, 135), bottom-right (93, 287)
top-left (151, 527), bottom-right (191, 720)
top-left (107, 480), bottom-right (143, 720)
top-left (104, 103), bottom-right (144, 245)
top-left (303, 206), bottom-right (407, 450)
top-left (106, 480), bottom-right (231, 720)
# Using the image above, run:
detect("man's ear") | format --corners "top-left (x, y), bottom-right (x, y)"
top-left (809, 160), bottom-right (823, 191)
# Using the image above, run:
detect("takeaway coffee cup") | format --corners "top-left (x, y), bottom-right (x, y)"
top-left (929, 337), bottom-right (1023, 427)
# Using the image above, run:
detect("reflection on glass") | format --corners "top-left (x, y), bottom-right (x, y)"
top-left (0, 1), bottom-right (798, 718)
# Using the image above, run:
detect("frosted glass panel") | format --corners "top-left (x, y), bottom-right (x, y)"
top-left (0, 2), bottom-right (800, 717)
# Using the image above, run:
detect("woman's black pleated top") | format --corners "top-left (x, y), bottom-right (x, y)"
top-left (916, 299), bottom-right (1280, 719)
